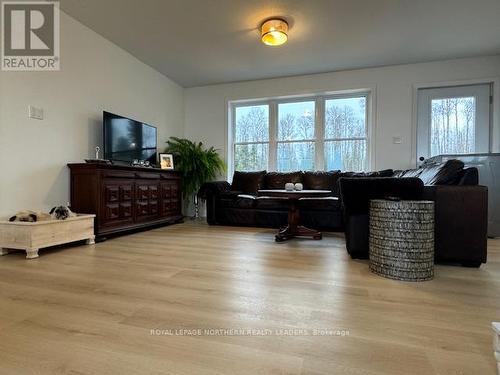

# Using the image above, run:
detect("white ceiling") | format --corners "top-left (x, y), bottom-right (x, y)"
top-left (60, 0), bottom-right (500, 88)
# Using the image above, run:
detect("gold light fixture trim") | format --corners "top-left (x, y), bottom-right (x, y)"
top-left (261, 18), bottom-right (288, 46)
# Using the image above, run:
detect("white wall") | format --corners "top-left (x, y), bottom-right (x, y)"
top-left (184, 55), bottom-right (500, 177)
top-left (2, 11), bottom-right (499, 220)
top-left (0, 11), bottom-right (184, 218)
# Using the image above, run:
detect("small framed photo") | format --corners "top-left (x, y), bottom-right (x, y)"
top-left (159, 153), bottom-right (174, 170)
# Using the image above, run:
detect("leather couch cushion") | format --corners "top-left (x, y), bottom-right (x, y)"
top-left (298, 197), bottom-right (340, 211)
top-left (419, 159), bottom-right (464, 185)
top-left (219, 192), bottom-right (256, 209)
top-left (339, 177), bottom-right (424, 215)
top-left (231, 171), bottom-right (266, 194)
top-left (332, 169), bottom-right (394, 195)
top-left (458, 167), bottom-right (479, 185)
top-left (394, 159), bottom-right (464, 185)
top-left (265, 172), bottom-right (303, 189)
top-left (374, 169), bottom-right (394, 177)
top-left (401, 168), bottom-right (422, 178)
top-left (255, 196), bottom-right (289, 210)
top-left (340, 169), bottom-right (394, 178)
top-left (392, 170), bottom-right (405, 178)
top-left (303, 171), bottom-right (341, 190)
top-left (218, 191), bottom-right (242, 199)
top-left (198, 181), bottom-right (230, 199)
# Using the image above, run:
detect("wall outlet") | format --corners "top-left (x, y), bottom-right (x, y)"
top-left (392, 136), bottom-right (402, 144)
top-left (28, 105), bottom-right (44, 120)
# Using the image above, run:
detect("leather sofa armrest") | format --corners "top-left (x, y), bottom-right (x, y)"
top-left (422, 185), bottom-right (488, 264)
top-left (457, 167), bottom-right (479, 186)
top-left (421, 184), bottom-right (488, 205)
top-left (340, 177), bottom-right (424, 215)
top-left (339, 177), bottom-right (423, 259)
top-left (198, 181), bottom-right (231, 200)
top-left (198, 181), bottom-right (231, 225)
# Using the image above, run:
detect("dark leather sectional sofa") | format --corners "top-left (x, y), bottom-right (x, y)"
top-left (199, 159), bottom-right (488, 267)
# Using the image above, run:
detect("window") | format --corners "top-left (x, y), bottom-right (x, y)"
top-left (324, 97), bottom-right (367, 171)
top-left (233, 104), bottom-right (269, 172)
top-left (416, 84), bottom-right (492, 162)
top-left (230, 93), bottom-right (369, 174)
top-left (277, 101), bottom-right (315, 171)
top-left (431, 97), bottom-right (475, 156)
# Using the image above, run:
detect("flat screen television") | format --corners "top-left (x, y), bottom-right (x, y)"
top-left (103, 111), bottom-right (157, 165)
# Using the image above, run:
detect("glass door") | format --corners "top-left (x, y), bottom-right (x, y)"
top-left (416, 84), bottom-right (492, 164)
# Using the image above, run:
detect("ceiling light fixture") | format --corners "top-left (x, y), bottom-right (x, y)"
top-left (261, 18), bottom-right (288, 46)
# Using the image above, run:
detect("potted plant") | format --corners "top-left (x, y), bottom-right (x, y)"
top-left (165, 137), bottom-right (226, 218)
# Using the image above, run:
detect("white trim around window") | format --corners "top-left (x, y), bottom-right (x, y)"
top-left (411, 77), bottom-right (499, 167)
top-left (227, 90), bottom-right (374, 179)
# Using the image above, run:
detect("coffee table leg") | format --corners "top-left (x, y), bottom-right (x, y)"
top-left (297, 226), bottom-right (322, 240)
top-left (275, 199), bottom-right (322, 242)
top-left (275, 226), bottom-right (291, 242)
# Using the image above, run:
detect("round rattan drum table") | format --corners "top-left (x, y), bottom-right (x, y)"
top-left (369, 199), bottom-right (435, 281)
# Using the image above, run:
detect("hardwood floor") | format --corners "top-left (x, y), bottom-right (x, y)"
top-left (0, 222), bottom-right (499, 375)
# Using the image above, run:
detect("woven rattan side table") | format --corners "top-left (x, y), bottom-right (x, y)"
top-left (369, 199), bottom-right (435, 281)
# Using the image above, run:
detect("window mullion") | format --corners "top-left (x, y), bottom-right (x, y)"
top-left (229, 104), bottom-right (235, 180)
top-left (234, 141), bottom-right (269, 146)
top-left (324, 137), bottom-right (367, 142)
top-left (315, 97), bottom-right (325, 171)
top-left (269, 101), bottom-right (277, 171)
top-left (276, 139), bottom-right (316, 144)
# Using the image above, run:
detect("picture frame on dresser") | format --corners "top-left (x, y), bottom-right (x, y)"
top-left (159, 153), bottom-right (174, 170)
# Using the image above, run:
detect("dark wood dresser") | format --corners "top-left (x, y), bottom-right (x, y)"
top-left (68, 163), bottom-right (183, 238)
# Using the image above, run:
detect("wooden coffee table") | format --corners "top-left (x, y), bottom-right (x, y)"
top-left (258, 189), bottom-right (333, 242)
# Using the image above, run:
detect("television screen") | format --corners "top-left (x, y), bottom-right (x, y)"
top-left (103, 111), bottom-right (157, 164)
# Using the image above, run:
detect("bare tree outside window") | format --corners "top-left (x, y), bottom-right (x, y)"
top-left (324, 97), bottom-right (367, 171)
top-left (277, 101), bottom-right (315, 171)
top-left (430, 97), bottom-right (475, 156)
top-left (231, 94), bottom-right (369, 174)
top-left (234, 105), bottom-right (269, 171)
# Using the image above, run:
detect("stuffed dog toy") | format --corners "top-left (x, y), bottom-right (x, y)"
top-left (49, 206), bottom-right (76, 220)
top-left (9, 210), bottom-right (51, 222)
top-left (9, 206), bottom-right (76, 222)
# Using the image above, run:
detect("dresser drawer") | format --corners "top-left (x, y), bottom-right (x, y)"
top-left (105, 185), bottom-right (120, 202)
top-left (120, 185), bottom-right (133, 201)
top-left (150, 185), bottom-right (159, 199)
top-left (136, 185), bottom-right (150, 200)
top-left (136, 201), bottom-right (149, 216)
top-left (105, 203), bottom-right (120, 220)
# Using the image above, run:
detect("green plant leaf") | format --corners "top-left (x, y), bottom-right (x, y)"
top-left (165, 137), bottom-right (226, 200)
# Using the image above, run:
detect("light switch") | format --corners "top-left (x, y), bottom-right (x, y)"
top-left (392, 136), bottom-right (402, 144)
top-left (28, 105), bottom-right (44, 120)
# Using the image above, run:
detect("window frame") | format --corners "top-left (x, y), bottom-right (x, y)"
top-left (275, 97), bottom-right (317, 171)
top-left (322, 93), bottom-right (370, 171)
top-left (415, 83), bottom-right (492, 164)
top-left (229, 91), bottom-right (372, 178)
top-left (230, 101), bottom-right (271, 173)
